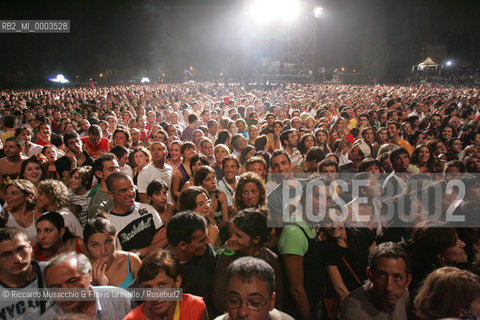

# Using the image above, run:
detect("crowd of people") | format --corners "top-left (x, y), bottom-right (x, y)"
top-left (0, 81), bottom-right (479, 319)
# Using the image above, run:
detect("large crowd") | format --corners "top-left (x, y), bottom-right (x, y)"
top-left (0, 81), bottom-right (480, 320)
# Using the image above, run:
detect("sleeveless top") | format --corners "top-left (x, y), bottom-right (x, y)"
top-left (6, 212), bottom-right (37, 242)
top-left (34, 238), bottom-right (83, 261)
top-left (119, 252), bottom-right (135, 289)
top-left (178, 164), bottom-right (190, 191)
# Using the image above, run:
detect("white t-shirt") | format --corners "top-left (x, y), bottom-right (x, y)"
top-left (119, 164), bottom-right (133, 178)
top-left (108, 202), bottom-right (163, 251)
top-left (137, 162), bottom-right (173, 202)
top-left (58, 208), bottom-right (83, 238)
top-left (0, 262), bottom-right (53, 320)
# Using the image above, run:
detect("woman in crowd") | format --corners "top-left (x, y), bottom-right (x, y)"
top-left (67, 166), bottom-right (92, 227)
top-left (211, 144), bottom-right (230, 180)
top-left (181, 154), bottom-right (210, 191)
top-left (2, 180), bottom-right (37, 242)
top-left (440, 124), bottom-right (455, 143)
top-left (194, 165), bottom-right (229, 229)
top-left (213, 208), bottom-right (282, 315)
top-left (34, 211), bottom-right (86, 261)
top-left (408, 221), bottom-right (468, 294)
top-left (360, 127), bottom-right (379, 158)
top-left (217, 155), bottom-right (240, 212)
top-left (166, 140), bottom-right (183, 168)
top-left (376, 127), bottom-right (388, 146)
top-left (123, 250), bottom-right (208, 320)
top-left (411, 144), bottom-right (434, 173)
top-left (35, 179), bottom-right (83, 238)
top-left (239, 145), bottom-right (255, 174)
top-left (445, 137), bottom-right (462, 161)
top-left (247, 125), bottom-right (259, 145)
top-left (328, 117), bottom-right (354, 147)
top-left (414, 267), bottom-right (480, 319)
top-left (41, 145), bottom-right (60, 180)
top-left (297, 133), bottom-right (316, 159)
top-left (429, 139), bottom-right (447, 158)
top-left (147, 179), bottom-right (174, 226)
top-left (233, 172), bottom-right (267, 212)
top-left (315, 128), bottom-right (331, 155)
top-left (267, 120), bottom-right (283, 153)
top-left (131, 146), bottom-right (151, 201)
top-left (320, 212), bottom-right (376, 303)
top-left (171, 141), bottom-right (196, 200)
top-left (178, 186), bottom-right (220, 249)
top-left (84, 214), bottom-right (141, 288)
top-left (304, 116), bottom-right (315, 132)
top-left (20, 156), bottom-right (47, 187)
top-left (215, 130), bottom-right (231, 149)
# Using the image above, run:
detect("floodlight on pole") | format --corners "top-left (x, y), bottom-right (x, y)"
top-left (247, 0), bottom-right (301, 24)
top-left (446, 60), bottom-right (453, 66)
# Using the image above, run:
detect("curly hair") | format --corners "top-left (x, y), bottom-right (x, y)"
top-left (234, 172), bottom-right (267, 211)
top-left (37, 179), bottom-right (74, 211)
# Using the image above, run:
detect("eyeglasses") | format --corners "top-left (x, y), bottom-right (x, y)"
top-left (0, 245), bottom-right (29, 260)
top-left (226, 296), bottom-right (270, 312)
top-left (111, 185), bottom-right (137, 195)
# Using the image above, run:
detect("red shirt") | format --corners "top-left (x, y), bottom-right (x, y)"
top-left (123, 294), bottom-right (205, 320)
top-left (81, 136), bottom-right (110, 159)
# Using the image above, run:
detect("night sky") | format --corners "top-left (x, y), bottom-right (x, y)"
top-left (1, 0), bottom-right (479, 86)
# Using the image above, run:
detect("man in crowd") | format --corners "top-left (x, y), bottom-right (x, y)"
top-left (167, 211), bottom-right (216, 310)
top-left (0, 228), bottom-right (49, 319)
top-left (41, 252), bottom-right (131, 319)
top-left (55, 130), bottom-right (94, 181)
top-left (106, 172), bottom-right (167, 257)
top-left (15, 127), bottom-right (42, 158)
top-left (280, 129), bottom-right (303, 166)
top-left (387, 121), bottom-right (413, 155)
top-left (182, 114), bottom-right (199, 141)
top-left (231, 134), bottom-right (247, 157)
top-left (246, 156), bottom-right (268, 182)
top-left (340, 242), bottom-right (411, 320)
top-left (382, 147), bottom-right (411, 197)
top-left (81, 124), bottom-right (110, 159)
top-left (137, 141), bottom-right (173, 203)
top-left (0, 136), bottom-right (25, 186)
top-left (200, 138), bottom-right (215, 164)
top-left (87, 153), bottom-right (120, 218)
top-left (260, 113), bottom-right (276, 135)
top-left (0, 115), bottom-right (16, 145)
top-left (215, 257), bottom-right (293, 320)
top-left (35, 122), bottom-right (52, 146)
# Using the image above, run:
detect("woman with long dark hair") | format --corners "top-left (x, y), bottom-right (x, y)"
top-left (84, 214), bottom-right (141, 288)
top-left (34, 211), bottom-right (85, 261)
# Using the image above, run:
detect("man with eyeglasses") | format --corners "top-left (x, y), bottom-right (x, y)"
top-left (214, 257), bottom-right (293, 320)
top-left (0, 228), bottom-right (51, 319)
top-left (106, 172), bottom-right (167, 258)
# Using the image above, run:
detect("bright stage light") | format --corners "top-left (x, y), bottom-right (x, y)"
top-left (313, 7), bottom-right (323, 18)
top-left (248, 0), bottom-right (301, 24)
top-left (49, 74), bottom-right (69, 83)
top-left (446, 60), bottom-right (452, 66)
top-left (141, 77), bottom-right (150, 83)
